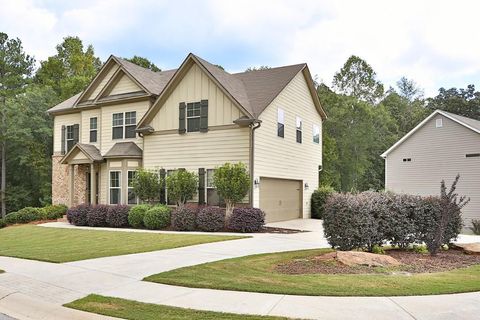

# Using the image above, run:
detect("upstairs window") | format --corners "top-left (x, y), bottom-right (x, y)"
top-left (296, 116), bottom-right (302, 143)
top-left (277, 108), bottom-right (285, 138)
top-left (90, 117), bottom-right (98, 143)
top-left (313, 124), bottom-right (320, 144)
top-left (66, 125), bottom-right (75, 151)
top-left (187, 102), bottom-right (201, 132)
top-left (125, 112), bottom-right (136, 138)
top-left (112, 112), bottom-right (136, 139)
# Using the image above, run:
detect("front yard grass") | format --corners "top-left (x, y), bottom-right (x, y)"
top-left (65, 294), bottom-right (292, 320)
top-left (0, 225), bottom-right (245, 263)
top-left (145, 248), bottom-right (480, 296)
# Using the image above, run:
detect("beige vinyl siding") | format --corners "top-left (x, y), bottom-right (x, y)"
top-left (253, 71), bottom-right (323, 218)
top-left (81, 109), bottom-right (101, 146)
top-left (385, 114), bottom-right (480, 227)
top-left (86, 64), bottom-right (119, 100)
top-left (109, 73), bottom-right (142, 96)
top-left (53, 113), bottom-right (82, 153)
top-left (149, 63), bottom-right (245, 131)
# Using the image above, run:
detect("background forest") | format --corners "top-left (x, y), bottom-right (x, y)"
top-left (1, 32), bottom-right (479, 213)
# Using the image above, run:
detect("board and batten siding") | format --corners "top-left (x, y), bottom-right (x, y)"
top-left (109, 73), bottom-right (142, 96)
top-left (385, 114), bottom-right (480, 227)
top-left (253, 71), bottom-right (323, 218)
top-left (149, 63), bottom-right (245, 131)
top-left (85, 64), bottom-right (119, 101)
top-left (53, 113), bottom-right (82, 153)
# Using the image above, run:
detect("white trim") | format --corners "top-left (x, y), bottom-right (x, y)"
top-left (381, 109), bottom-right (480, 158)
top-left (127, 170), bottom-right (138, 205)
top-left (109, 170), bottom-right (122, 205)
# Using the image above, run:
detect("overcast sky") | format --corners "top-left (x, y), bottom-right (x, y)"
top-left (1, 0), bottom-right (479, 96)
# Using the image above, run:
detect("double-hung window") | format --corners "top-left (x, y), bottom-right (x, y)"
top-left (206, 169), bottom-right (222, 206)
top-left (90, 117), bottom-right (98, 143)
top-left (127, 171), bottom-right (138, 205)
top-left (296, 116), bottom-right (302, 143)
top-left (186, 102), bottom-right (201, 132)
top-left (112, 112), bottom-right (136, 139)
top-left (313, 124), bottom-right (320, 144)
top-left (125, 112), bottom-right (136, 138)
top-left (277, 108), bottom-right (285, 138)
top-left (66, 125), bottom-right (75, 151)
top-left (109, 171), bottom-right (121, 205)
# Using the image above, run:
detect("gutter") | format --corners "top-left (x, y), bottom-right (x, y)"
top-left (249, 120), bottom-right (262, 207)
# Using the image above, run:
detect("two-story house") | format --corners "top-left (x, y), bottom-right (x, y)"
top-left (47, 53), bottom-right (326, 223)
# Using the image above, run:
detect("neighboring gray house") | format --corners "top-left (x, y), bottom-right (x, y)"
top-left (381, 109), bottom-right (480, 228)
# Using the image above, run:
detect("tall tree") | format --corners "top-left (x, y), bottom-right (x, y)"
top-left (0, 33), bottom-right (35, 217)
top-left (426, 85), bottom-right (480, 120)
top-left (397, 77), bottom-right (424, 102)
top-left (245, 66), bottom-right (270, 72)
top-left (126, 55), bottom-right (161, 72)
top-left (35, 36), bottom-right (101, 99)
top-left (332, 55), bottom-right (384, 104)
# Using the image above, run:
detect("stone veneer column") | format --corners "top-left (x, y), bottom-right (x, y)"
top-left (52, 152), bottom-right (88, 206)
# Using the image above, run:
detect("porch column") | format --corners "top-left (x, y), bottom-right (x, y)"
top-left (90, 163), bottom-right (96, 205)
top-left (69, 164), bottom-right (75, 207)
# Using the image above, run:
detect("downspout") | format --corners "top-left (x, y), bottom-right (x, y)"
top-left (249, 120), bottom-right (262, 207)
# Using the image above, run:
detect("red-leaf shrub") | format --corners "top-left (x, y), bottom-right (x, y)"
top-left (197, 206), bottom-right (225, 232)
top-left (106, 205), bottom-right (130, 228)
top-left (171, 206), bottom-right (197, 231)
top-left (228, 207), bottom-right (265, 233)
top-left (86, 204), bottom-right (110, 227)
top-left (67, 204), bottom-right (91, 226)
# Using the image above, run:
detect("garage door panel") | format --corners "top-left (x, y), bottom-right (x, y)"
top-left (260, 178), bottom-right (302, 223)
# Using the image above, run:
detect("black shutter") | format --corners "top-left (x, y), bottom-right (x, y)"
top-left (200, 100), bottom-right (208, 132)
top-left (61, 125), bottom-right (66, 155)
top-left (159, 169), bottom-right (166, 204)
top-left (179, 102), bottom-right (186, 134)
top-left (198, 168), bottom-right (205, 205)
top-left (73, 124), bottom-right (80, 145)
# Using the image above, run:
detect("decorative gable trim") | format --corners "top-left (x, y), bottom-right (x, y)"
top-left (95, 68), bottom-right (145, 102)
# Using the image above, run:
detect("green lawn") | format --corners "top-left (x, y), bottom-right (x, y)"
top-left (0, 225), bottom-right (245, 263)
top-left (65, 294), bottom-right (292, 320)
top-left (145, 249), bottom-right (480, 296)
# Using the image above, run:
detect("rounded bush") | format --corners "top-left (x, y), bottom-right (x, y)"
top-left (128, 204), bottom-right (151, 228)
top-left (106, 205), bottom-right (130, 228)
top-left (12, 207), bottom-right (44, 224)
top-left (4, 212), bottom-right (19, 225)
top-left (311, 186), bottom-right (335, 219)
top-left (42, 204), bottom-right (68, 220)
top-left (143, 205), bottom-right (171, 230)
top-left (171, 206), bottom-right (197, 231)
top-left (67, 204), bottom-right (91, 226)
top-left (86, 204), bottom-right (110, 227)
top-left (228, 207), bottom-right (265, 233)
top-left (197, 206), bottom-right (225, 232)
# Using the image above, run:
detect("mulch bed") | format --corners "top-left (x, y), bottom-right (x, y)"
top-left (275, 249), bottom-right (480, 275)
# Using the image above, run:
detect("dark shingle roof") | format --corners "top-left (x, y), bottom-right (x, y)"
top-left (47, 93), bottom-right (82, 113)
top-left (104, 142), bottom-right (142, 158)
top-left (77, 144), bottom-right (104, 161)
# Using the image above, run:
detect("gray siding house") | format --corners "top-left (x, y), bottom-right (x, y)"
top-left (382, 110), bottom-right (480, 228)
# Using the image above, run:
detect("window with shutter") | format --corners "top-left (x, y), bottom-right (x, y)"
top-left (90, 117), bottom-right (98, 143)
top-left (179, 103), bottom-right (186, 134)
top-left (186, 102), bottom-right (201, 132)
top-left (200, 100), bottom-right (208, 132)
top-left (66, 125), bottom-right (75, 152)
top-left (61, 125), bottom-right (66, 155)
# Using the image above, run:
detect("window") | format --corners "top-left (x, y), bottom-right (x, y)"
top-left (296, 117), bottom-right (302, 143)
top-left (313, 124), bottom-right (320, 144)
top-left (402, 158), bottom-right (412, 162)
top-left (109, 171), bottom-right (121, 204)
top-left (466, 153), bottom-right (480, 158)
top-left (187, 102), bottom-right (201, 132)
top-left (112, 112), bottom-right (136, 139)
top-left (89, 117), bottom-right (97, 143)
top-left (206, 169), bottom-right (222, 206)
top-left (66, 125), bottom-right (75, 152)
top-left (277, 108), bottom-right (285, 138)
top-left (127, 171), bottom-right (138, 205)
top-left (436, 118), bottom-right (443, 128)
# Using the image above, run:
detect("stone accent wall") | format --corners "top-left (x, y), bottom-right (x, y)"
top-left (52, 153), bottom-right (88, 206)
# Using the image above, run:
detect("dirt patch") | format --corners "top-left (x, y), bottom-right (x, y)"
top-left (275, 249), bottom-right (480, 275)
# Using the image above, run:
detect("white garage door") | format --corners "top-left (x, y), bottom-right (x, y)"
top-left (259, 178), bottom-right (302, 223)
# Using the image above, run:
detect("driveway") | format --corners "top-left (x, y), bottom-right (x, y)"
top-left (0, 219), bottom-right (478, 319)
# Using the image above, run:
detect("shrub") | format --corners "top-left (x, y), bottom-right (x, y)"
top-left (166, 169), bottom-right (198, 207)
top-left (131, 168), bottom-right (164, 204)
top-left (171, 206), bottom-right (197, 231)
top-left (371, 245), bottom-right (385, 255)
top-left (67, 204), bottom-right (91, 226)
top-left (412, 244), bottom-right (429, 254)
top-left (471, 219), bottom-right (480, 235)
top-left (197, 206), bottom-right (226, 232)
top-left (0, 218), bottom-right (5, 229)
top-left (387, 193), bottom-right (419, 248)
top-left (143, 205), bottom-right (171, 230)
top-left (311, 186), bottom-right (335, 219)
top-left (128, 204), bottom-right (151, 228)
top-left (4, 212), bottom-right (19, 225)
top-left (86, 204), bottom-right (110, 227)
top-left (213, 163), bottom-right (250, 216)
top-left (42, 204), bottom-right (68, 220)
top-left (106, 205), bottom-right (130, 228)
top-left (11, 207), bottom-right (44, 224)
top-left (228, 207), bottom-right (265, 233)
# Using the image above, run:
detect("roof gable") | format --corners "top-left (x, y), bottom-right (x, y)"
top-left (96, 68), bottom-right (145, 100)
top-left (60, 144), bottom-right (103, 164)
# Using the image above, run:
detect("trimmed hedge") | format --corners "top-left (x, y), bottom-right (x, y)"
top-left (197, 206), bottom-right (225, 232)
top-left (311, 186), bottom-right (335, 219)
top-left (171, 206), bottom-right (197, 231)
top-left (143, 205), bottom-right (171, 230)
top-left (4, 212), bottom-right (19, 225)
top-left (6, 207), bottom-right (44, 224)
top-left (128, 204), bottom-right (151, 229)
top-left (106, 205), bottom-right (130, 228)
top-left (42, 204), bottom-right (68, 220)
top-left (86, 204), bottom-right (110, 227)
top-left (67, 204), bottom-right (91, 226)
top-left (228, 207), bottom-right (265, 233)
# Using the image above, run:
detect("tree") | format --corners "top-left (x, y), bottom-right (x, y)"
top-left (131, 168), bottom-right (163, 204)
top-left (426, 85), bottom-right (480, 120)
top-left (35, 36), bottom-right (101, 99)
top-left (213, 162), bottom-right (250, 216)
top-left (166, 169), bottom-right (198, 207)
top-left (397, 77), bottom-right (424, 102)
top-left (0, 33), bottom-right (35, 217)
top-left (245, 66), bottom-right (270, 72)
top-left (126, 55), bottom-right (161, 72)
top-left (332, 55), bottom-right (384, 104)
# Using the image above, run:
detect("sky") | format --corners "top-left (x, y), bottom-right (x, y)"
top-left (1, 0), bottom-right (480, 97)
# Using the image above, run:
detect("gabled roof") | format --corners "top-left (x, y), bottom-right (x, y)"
top-left (104, 142), bottom-right (142, 158)
top-left (381, 109), bottom-right (480, 158)
top-left (60, 144), bottom-right (103, 164)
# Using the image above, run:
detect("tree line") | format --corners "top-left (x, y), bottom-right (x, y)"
top-left (1, 33), bottom-right (479, 214)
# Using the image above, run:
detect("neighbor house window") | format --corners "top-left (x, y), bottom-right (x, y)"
top-left (277, 108), bottom-right (285, 138)
top-left (186, 102), bottom-right (201, 132)
top-left (313, 124), bottom-right (320, 144)
top-left (109, 171), bottom-right (121, 204)
top-left (89, 117), bottom-right (97, 143)
top-left (127, 170), bottom-right (138, 205)
top-left (296, 116), bottom-right (302, 143)
top-left (66, 125), bottom-right (75, 151)
top-left (436, 118), bottom-right (443, 128)
top-left (112, 112), bottom-right (136, 139)
top-left (207, 169), bottom-right (222, 206)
